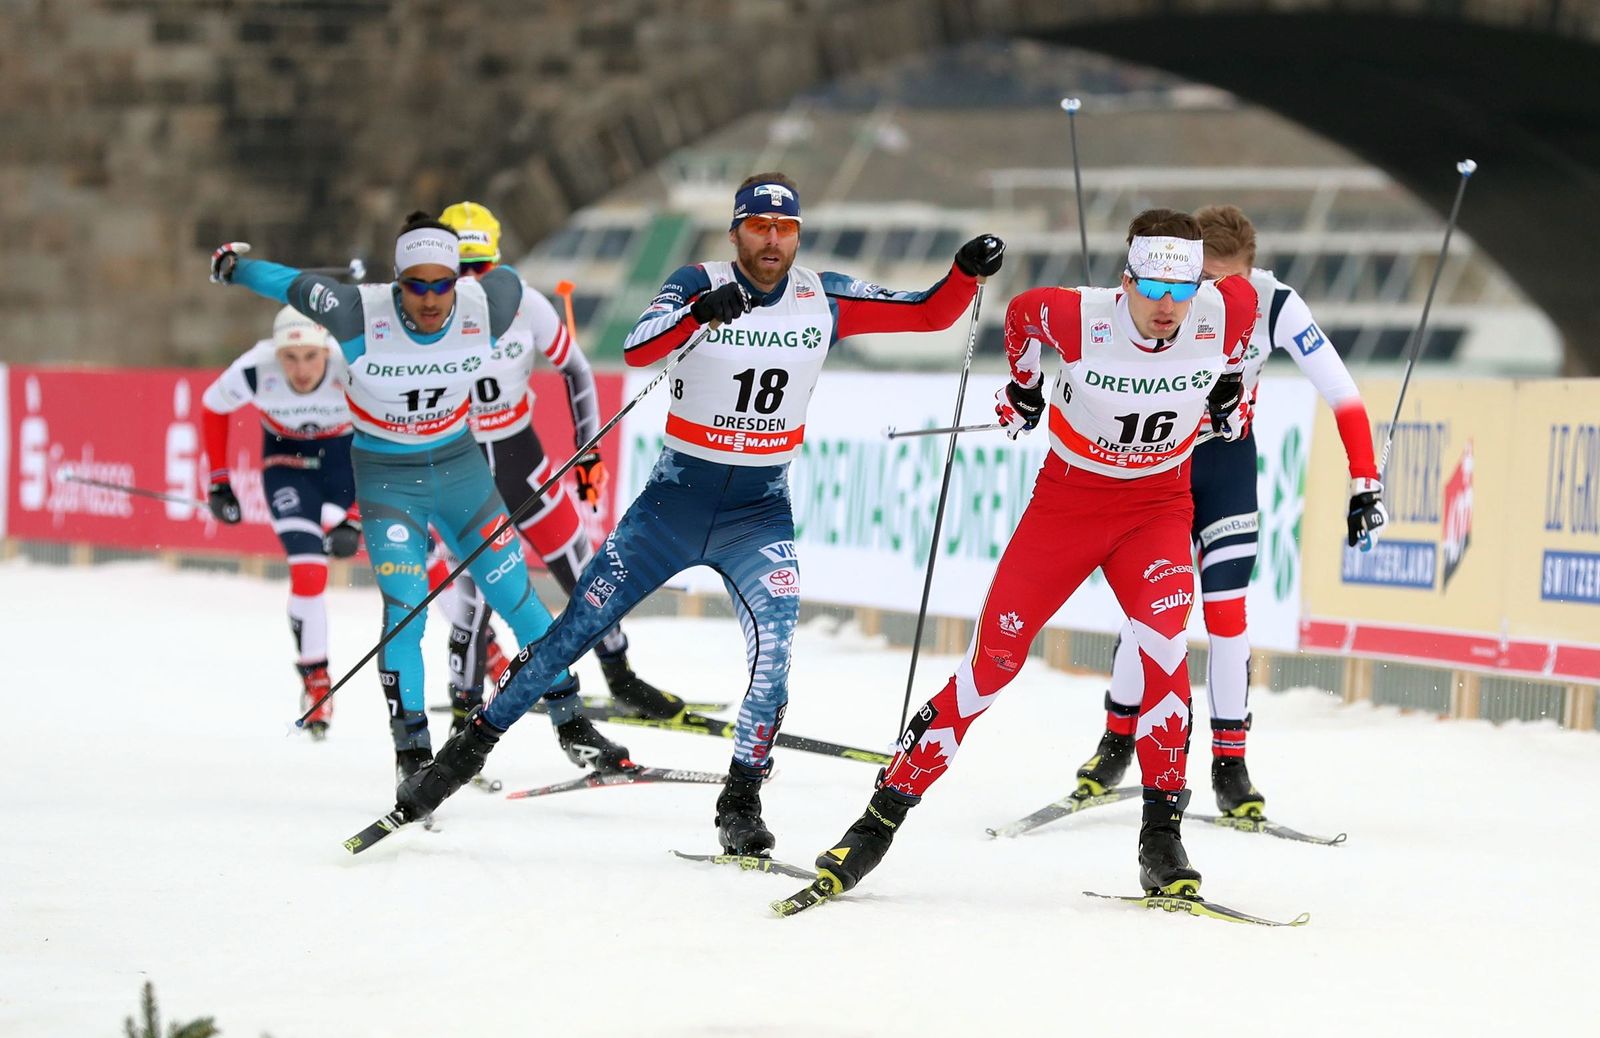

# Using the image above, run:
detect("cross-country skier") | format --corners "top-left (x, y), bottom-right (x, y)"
top-left (208, 213), bottom-right (633, 783)
top-left (392, 173), bottom-right (1005, 854)
top-left (808, 209), bottom-right (1257, 900)
top-left (425, 201), bottom-right (683, 734)
top-left (1074, 204), bottom-right (1387, 818)
top-left (201, 305), bottom-right (360, 738)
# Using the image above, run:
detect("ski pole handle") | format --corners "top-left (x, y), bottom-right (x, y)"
top-left (884, 422), bottom-right (1003, 440)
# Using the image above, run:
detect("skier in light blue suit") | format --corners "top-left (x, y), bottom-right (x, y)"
top-left (208, 213), bottom-right (634, 782)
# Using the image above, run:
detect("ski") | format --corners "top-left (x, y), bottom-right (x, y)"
top-left (592, 710), bottom-right (890, 766)
top-left (504, 766), bottom-right (726, 800)
top-left (671, 850), bottom-right (819, 881)
top-left (343, 810), bottom-right (409, 854)
top-left (438, 694), bottom-right (733, 716)
top-left (771, 880), bottom-right (841, 917)
top-left (1189, 813), bottom-right (1347, 846)
top-left (986, 785), bottom-right (1141, 838)
top-left (1083, 890), bottom-right (1310, 927)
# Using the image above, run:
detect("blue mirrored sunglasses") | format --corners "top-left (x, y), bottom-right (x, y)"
top-left (400, 275), bottom-right (458, 296)
top-left (1130, 276), bottom-right (1200, 302)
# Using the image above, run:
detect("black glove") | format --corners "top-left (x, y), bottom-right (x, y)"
top-left (323, 518), bottom-right (362, 558)
top-left (209, 241), bottom-right (251, 284)
top-left (572, 450), bottom-right (608, 512)
top-left (689, 282), bottom-right (752, 325)
top-left (208, 480), bottom-right (242, 524)
top-left (954, 234), bottom-right (1006, 278)
top-left (1206, 371), bottom-right (1245, 434)
top-left (1346, 478), bottom-right (1389, 547)
top-left (994, 380), bottom-right (1045, 439)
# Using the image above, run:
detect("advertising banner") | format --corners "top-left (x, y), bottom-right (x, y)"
top-left (620, 369), bottom-right (1317, 649)
top-left (1299, 377), bottom-right (1600, 681)
top-left (5, 366), bottom-right (621, 559)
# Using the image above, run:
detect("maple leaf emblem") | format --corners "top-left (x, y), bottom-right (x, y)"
top-left (900, 738), bottom-right (949, 781)
top-left (1142, 711), bottom-right (1190, 765)
top-left (1158, 768), bottom-right (1184, 788)
top-left (997, 612), bottom-right (1023, 636)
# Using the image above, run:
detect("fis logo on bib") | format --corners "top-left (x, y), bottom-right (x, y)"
top-left (1195, 316), bottom-right (1217, 341)
top-left (584, 576), bottom-right (617, 609)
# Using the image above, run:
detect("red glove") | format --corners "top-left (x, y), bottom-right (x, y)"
top-left (573, 451), bottom-right (608, 511)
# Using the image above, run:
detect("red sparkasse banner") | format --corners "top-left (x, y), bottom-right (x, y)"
top-left (6, 365), bottom-right (624, 558)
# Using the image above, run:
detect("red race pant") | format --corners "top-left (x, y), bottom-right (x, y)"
top-left (883, 454), bottom-right (1198, 797)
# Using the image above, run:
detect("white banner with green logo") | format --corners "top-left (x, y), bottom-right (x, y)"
top-left (619, 371), bottom-right (1315, 650)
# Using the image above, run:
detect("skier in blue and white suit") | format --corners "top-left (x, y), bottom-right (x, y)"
top-left (395, 173), bottom-right (1006, 855)
top-left (207, 213), bottom-right (634, 786)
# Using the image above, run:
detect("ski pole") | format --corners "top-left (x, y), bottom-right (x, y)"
top-left (1060, 98), bottom-right (1092, 284)
top-left (1364, 159), bottom-right (1477, 551)
top-left (554, 279), bottom-right (579, 340)
top-left (59, 471), bottom-right (206, 509)
top-left (884, 422), bottom-right (1002, 440)
top-left (297, 322), bottom-right (721, 727)
top-left (896, 282), bottom-right (987, 735)
top-left (303, 257), bottom-right (367, 280)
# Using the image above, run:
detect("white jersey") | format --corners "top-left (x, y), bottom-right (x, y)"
top-left (1240, 268), bottom-right (1361, 409)
top-left (201, 339), bottom-right (352, 439)
top-left (468, 283), bottom-right (586, 443)
top-left (344, 280), bottom-right (494, 447)
top-left (660, 262), bottom-right (833, 466)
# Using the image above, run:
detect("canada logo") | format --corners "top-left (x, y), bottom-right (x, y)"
top-left (997, 611), bottom-right (1023, 636)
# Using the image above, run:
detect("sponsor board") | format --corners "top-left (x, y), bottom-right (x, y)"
top-left (4, 366), bottom-right (623, 560)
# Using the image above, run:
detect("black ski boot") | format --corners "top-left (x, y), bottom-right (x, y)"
top-left (397, 711), bottom-right (502, 821)
top-left (714, 761), bottom-right (776, 856)
top-left (1138, 787), bottom-right (1202, 896)
top-left (814, 785), bottom-right (919, 895)
top-left (395, 748), bottom-right (433, 784)
top-left (1075, 729), bottom-right (1134, 796)
top-left (598, 651), bottom-right (686, 720)
top-left (1212, 756), bottom-right (1266, 818)
top-left (554, 715), bottom-right (637, 773)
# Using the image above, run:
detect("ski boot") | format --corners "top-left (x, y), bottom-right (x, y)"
top-left (391, 710), bottom-right (433, 784)
top-left (397, 710), bottom-right (502, 821)
top-left (599, 650), bottom-right (686, 720)
top-left (1138, 787), bottom-right (1202, 896)
top-left (554, 715), bottom-right (637, 774)
top-left (448, 682), bottom-right (483, 738)
top-left (297, 661), bottom-right (334, 740)
top-left (1075, 729), bottom-right (1134, 796)
top-left (714, 761), bottom-right (776, 856)
top-left (1212, 756), bottom-right (1266, 818)
top-left (814, 785), bottom-right (919, 895)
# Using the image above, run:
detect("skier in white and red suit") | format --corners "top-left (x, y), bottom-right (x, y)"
top-left (810, 209), bottom-right (1258, 899)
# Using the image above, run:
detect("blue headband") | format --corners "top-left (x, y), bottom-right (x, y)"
top-left (730, 182), bottom-right (802, 230)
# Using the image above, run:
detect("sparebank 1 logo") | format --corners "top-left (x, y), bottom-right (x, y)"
top-left (1262, 426), bottom-right (1305, 601)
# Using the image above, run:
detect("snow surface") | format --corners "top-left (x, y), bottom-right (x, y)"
top-left (2, 559), bottom-right (1595, 1037)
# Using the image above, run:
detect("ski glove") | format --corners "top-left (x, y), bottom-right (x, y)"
top-left (954, 234), bottom-right (1006, 278)
top-left (1206, 371), bottom-right (1245, 436)
top-left (1347, 477), bottom-right (1388, 547)
top-left (994, 380), bottom-right (1045, 439)
top-left (210, 241), bottom-right (251, 284)
top-left (208, 480), bottom-right (242, 524)
top-left (689, 283), bottom-right (752, 326)
top-left (323, 518), bottom-right (362, 558)
top-left (1216, 391), bottom-right (1253, 442)
top-left (572, 451), bottom-right (608, 512)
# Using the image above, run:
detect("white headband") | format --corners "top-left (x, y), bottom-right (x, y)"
top-left (1127, 235), bottom-right (1203, 282)
top-left (394, 228), bottom-right (460, 275)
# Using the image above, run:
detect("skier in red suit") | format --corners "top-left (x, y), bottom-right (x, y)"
top-left (810, 209), bottom-right (1258, 899)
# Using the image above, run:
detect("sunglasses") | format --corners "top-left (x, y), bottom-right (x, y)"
top-left (399, 275), bottom-right (458, 296)
top-left (1129, 276), bottom-right (1200, 303)
top-left (459, 260), bottom-right (495, 277)
top-left (741, 217), bottom-right (801, 238)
